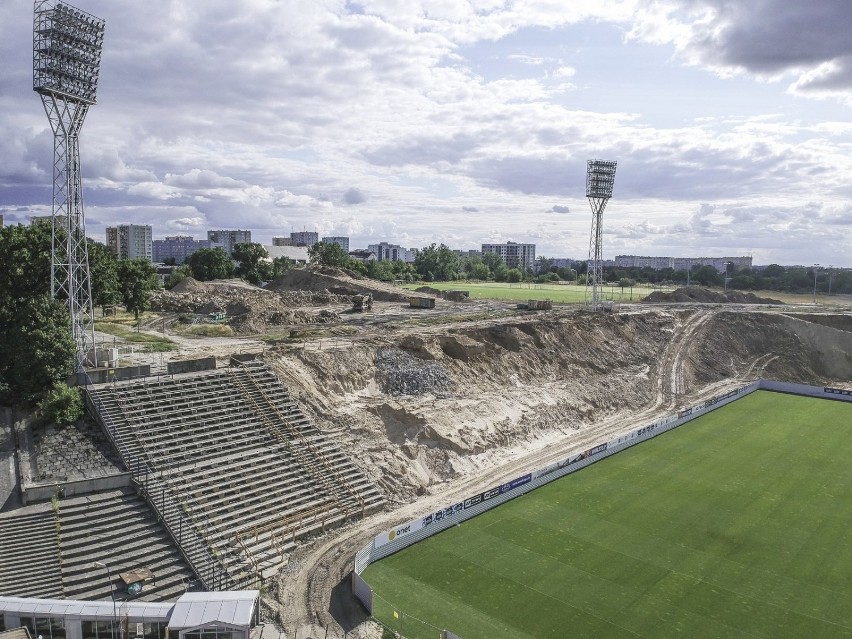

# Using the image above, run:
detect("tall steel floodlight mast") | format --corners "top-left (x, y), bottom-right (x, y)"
top-left (584, 159), bottom-right (617, 311)
top-left (33, 0), bottom-right (105, 371)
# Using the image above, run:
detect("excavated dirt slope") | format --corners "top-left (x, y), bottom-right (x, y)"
top-left (262, 307), bottom-right (852, 634)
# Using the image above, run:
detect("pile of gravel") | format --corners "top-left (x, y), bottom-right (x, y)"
top-left (376, 348), bottom-right (455, 398)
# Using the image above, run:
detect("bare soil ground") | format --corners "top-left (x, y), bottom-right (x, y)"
top-left (124, 272), bottom-right (852, 636)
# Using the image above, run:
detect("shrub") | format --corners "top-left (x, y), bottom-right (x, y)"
top-left (37, 382), bottom-right (83, 426)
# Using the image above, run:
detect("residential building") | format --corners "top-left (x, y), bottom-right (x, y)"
top-left (152, 235), bottom-right (212, 263)
top-left (207, 229), bottom-right (251, 256)
top-left (367, 241), bottom-right (415, 262)
top-left (321, 236), bottom-right (350, 252)
top-left (481, 241), bottom-right (536, 270)
top-left (271, 237), bottom-right (294, 246)
top-left (616, 255), bottom-right (753, 273)
top-left (289, 231), bottom-right (319, 246)
top-left (106, 224), bottom-right (153, 261)
top-left (454, 249), bottom-right (482, 259)
top-left (29, 214), bottom-right (71, 231)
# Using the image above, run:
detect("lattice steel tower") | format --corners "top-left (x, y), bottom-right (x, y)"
top-left (33, 0), bottom-right (105, 371)
top-left (584, 159), bottom-right (617, 311)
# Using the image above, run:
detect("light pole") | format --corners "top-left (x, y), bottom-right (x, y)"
top-left (94, 561), bottom-right (118, 639)
top-left (724, 261), bottom-right (732, 292)
top-left (812, 264), bottom-right (820, 304)
top-left (828, 265), bottom-right (833, 296)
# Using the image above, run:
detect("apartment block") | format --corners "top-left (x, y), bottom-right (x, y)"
top-left (321, 236), bottom-right (350, 252)
top-left (152, 236), bottom-right (212, 263)
top-left (207, 229), bottom-right (251, 256)
top-left (106, 224), bottom-right (153, 261)
top-left (367, 241), bottom-right (415, 262)
top-left (616, 255), bottom-right (753, 273)
top-left (289, 231), bottom-right (319, 246)
top-left (481, 241), bottom-right (536, 270)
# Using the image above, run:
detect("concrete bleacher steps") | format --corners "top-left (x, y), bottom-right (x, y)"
top-left (57, 488), bottom-right (197, 602)
top-left (0, 507), bottom-right (63, 598)
top-left (85, 361), bottom-right (384, 586)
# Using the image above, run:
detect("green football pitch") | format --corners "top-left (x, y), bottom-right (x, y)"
top-left (362, 391), bottom-right (852, 639)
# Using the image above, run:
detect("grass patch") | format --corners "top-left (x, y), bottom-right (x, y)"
top-left (402, 281), bottom-right (667, 304)
top-left (364, 391), bottom-right (852, 639)
top-left (95, 321), bottom-right (177, 351)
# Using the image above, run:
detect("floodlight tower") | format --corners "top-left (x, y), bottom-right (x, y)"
top-left (584, 159), bottom-right (617, 311)
top-left (33, 0), bottom-right (105, 371)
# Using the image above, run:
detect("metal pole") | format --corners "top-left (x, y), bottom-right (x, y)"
top-left (813, 266), bottom-right (819, 304)
top-left (95, 561), bottom-right (117, 639)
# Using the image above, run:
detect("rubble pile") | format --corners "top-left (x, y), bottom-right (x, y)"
top-left (644, 286), bottom-right (783, 305)
top-left (150, 287), bottom-right (346, 334)
top-left (376, 348), bottom-right (456, 398)
top-left (269, 266), bottom-right (411, 302)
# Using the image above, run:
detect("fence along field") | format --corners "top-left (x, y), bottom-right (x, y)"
top-left (361, 390), bottom-right (852, 639)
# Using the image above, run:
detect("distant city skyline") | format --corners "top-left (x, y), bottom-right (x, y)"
top-left (1, 1), bottom-right (851, 266)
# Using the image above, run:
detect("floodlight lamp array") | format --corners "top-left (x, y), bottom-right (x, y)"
top-left (33, 1), bottom-right (105, 104)
top-left (586, 159), bottom-right (617, 199)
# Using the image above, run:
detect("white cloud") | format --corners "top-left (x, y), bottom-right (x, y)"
top-left (0, 0), bottom-right (849, 265)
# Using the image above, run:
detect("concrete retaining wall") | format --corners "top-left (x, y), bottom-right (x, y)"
top-left (22, 472), bottom-right (132, 505)
top-left (73, 366), bottom-right (151, 386)
top-left (167, 357), bottom-right (216, 375)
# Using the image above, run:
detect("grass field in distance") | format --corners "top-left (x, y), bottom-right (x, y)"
top-left (363, 391), bottom-right (852, 639)
top-left (401, 281), bottom-right (664, 304)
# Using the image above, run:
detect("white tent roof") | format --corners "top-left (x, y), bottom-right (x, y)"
top-left (167, 591), bottom-right (258, 630)
top-left (0, 597), bottom-right (172, 621)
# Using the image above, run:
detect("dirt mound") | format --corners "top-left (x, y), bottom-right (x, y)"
top-left (414, 286), bottom-right (441, 296)
top-left (644, 286), bottom-right (782, 305)
top-left (150, 286), bottom-right (350, 334)
top-left (268, 267), bottom-right (410, 302)
top-left (170, 276), bottom-right (208, 293)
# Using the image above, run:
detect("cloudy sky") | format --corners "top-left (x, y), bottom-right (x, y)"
top-left (2, 0), bottom-right (851, 265)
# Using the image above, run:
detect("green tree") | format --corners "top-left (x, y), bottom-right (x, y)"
top-left (536, 256), bottom-right (554, 274)
top-left (506, 268), bottom-right (523, 283)
top-left (87, 240), bottom-right (120, 313)
top-left (271, 256), bottom-right (294, 278)
top-left (366, 260), bottom-right (395, 281)
top-left (414, 244), bottom-right (460, 281)
top-left (117, 259), bottom-right (159, 320)
top-left (493, 263), bottom-right (510, 282)
top-left (470, 262), bottom-right (490, 280)
top-left (232, 242), bottom-right (272, 285)
top-left (556, 267), bottom-right (577, 282)
top-left (692, 265), bottom-right (720, 287)
top-left (0, 222), bottom-right (52, 316)
top-left (186, 247), bottom-right (235, 281)
top-left (165, 264), bottom-right (193, 289)
top-left (308, 241), bottom-right (352, 268)
top-left (481, 252), bottom-right (504, 275)
top-left (0, 295), bottom-right (76, 405)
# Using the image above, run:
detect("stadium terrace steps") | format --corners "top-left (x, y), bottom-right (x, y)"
top-left (56, 488), bottom-right (196, 602)
top-left (86, 361), bottom-right (384, 585)
top-left (0, 508), bottom-right (63, 598)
